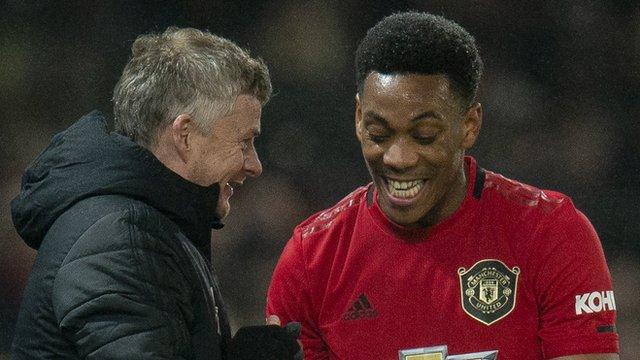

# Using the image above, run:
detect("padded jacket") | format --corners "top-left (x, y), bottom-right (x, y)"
top-left (10, 111), bottom-right (231, 359)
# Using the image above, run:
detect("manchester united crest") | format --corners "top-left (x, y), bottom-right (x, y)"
top-left (458, 259), bottom-right (520, 326)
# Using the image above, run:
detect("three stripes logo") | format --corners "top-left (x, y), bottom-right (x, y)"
top-left (343, 294), bottom-right (378, 320)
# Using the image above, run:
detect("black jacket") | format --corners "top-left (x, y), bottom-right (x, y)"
top-left (10, 111), bottom-right (231, 359)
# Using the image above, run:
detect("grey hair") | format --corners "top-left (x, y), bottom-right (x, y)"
top-left (112, 27), bottom-right (272, 147)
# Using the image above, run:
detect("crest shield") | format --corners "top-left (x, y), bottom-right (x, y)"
top-left (479, 278), bottom-right (498, 304)
top-left (458, 259), bottom-right (519, 326)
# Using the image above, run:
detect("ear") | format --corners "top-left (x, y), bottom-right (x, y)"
top-left (461, 103), bottom-right (482, 149)
top-left (355, 93), bottom-right (364, 142)
top-left (171, 114), bottom-right (193, 163)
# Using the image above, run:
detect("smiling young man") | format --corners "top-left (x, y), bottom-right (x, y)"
top-left (267, 12), bottom-right (619, 360)
top-left (11, 28), bottom-right (301, 359)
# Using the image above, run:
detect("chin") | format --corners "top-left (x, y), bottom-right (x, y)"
top-left (376, 184), bottom-right (436, 227)
top-left (386, 205), bottom-right (430, 227)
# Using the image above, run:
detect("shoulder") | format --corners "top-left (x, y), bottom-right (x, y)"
top-left (51, 196), bottom-right (193, 309)
top-left (269, 186), bottom-right (370, 310)
top-left (295, 185), bottom-right (369, 241)
top-left (478, 169), bottom-right (595, 252)
top-left (277, 185), bottom-right (369, 267)
top-left (480, 169), bottom-right (601, 258)
top-left (55, 195), bottom-right (181, 268)
top-left (481, 169), bottom-right (574, 217)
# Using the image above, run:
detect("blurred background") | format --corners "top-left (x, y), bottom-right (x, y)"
top-left (1, 0), bottom-right (638, 357)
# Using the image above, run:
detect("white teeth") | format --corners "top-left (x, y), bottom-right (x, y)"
top-left (387, 179), bottom-right (424, 198)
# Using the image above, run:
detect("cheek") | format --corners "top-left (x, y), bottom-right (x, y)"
top-left (192, 144), bottom-right (242, 182)
top-left (423, 136), bottom-right (460, 166)
top-left (220, 148), bottom-right (245, 172)
top-left (361, 144), bottom-right (384, 165)
top-left (430, 150), bottom-right (464, 188)
top-left (233, 151), bottom-right (245, 170)
top-left (424, 147), bottom-right (449, 165)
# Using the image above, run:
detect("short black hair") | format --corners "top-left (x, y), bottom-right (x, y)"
top-left (355, 12), bottom-right (483, 107)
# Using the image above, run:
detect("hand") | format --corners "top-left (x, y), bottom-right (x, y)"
top-left (227, 317), bottom-right (302, 360)
top-left (267, 315), bottom-right (303, 359)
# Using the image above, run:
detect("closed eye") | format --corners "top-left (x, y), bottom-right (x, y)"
top-left (415, 136), bottom-right (437, 145)
top-left (367, 134), bottom-right (388, 143)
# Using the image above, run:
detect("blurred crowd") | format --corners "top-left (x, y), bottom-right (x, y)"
top-left (1, 0), bottom-right (638, 357)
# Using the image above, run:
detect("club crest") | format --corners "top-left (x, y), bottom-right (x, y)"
top-left (458, 259), bottom-right (520, 326)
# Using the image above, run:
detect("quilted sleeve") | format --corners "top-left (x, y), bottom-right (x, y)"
top-left (52, 209), bottom-right (194, 359)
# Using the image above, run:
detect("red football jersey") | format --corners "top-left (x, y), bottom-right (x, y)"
top-left (267, 157), bottom-right (618, 359)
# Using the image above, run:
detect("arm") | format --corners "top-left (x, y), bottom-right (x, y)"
top-left (51, 213), bottom-right (194, 359)
top-left (267, 229), bottom-right (329, 359)
top-left (532, 201), bottom-right (619, 359)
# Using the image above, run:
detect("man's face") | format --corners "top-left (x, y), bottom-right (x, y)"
top-left (186, 94), bottom-right (263, 218)
top-left (355, 73), bottom-right (480, 227)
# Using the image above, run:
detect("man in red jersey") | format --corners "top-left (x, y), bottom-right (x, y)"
top-left (267, 12), bottom-right (619, 360)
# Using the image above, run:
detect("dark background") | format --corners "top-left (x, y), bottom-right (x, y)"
top-left (1, 0), bottom-right (638, 357)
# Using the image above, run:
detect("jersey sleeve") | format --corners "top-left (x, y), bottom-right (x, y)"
top-left (532, 200), bottom-right (619, 358)
top-left (267, 229), bottom-right (329, 360)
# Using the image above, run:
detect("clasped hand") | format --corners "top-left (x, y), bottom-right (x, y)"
top-left (228, 315), bottom-right (303, 360)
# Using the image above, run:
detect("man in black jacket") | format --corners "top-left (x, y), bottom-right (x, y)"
top-left (10, 27), bottom-right (301, 359)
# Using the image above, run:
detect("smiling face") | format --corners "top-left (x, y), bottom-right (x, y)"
top-left (186, 94), bottom-right (263, 218)
top-left (356, 72), bottom-right (482, 227)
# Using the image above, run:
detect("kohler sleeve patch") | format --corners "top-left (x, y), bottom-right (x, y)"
top-left (575, 290), bottom-right (616, 315)
top-left (458, 259), bottom-right (520, 326)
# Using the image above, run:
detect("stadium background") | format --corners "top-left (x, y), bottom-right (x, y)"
top-left (1, 1), bottom-right (638, 357)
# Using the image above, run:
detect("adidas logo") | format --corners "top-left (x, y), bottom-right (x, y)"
top-left (343, 294), bottom-right (378, 320)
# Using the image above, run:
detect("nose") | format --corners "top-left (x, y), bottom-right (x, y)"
top-left (243, 148), bottom-right (263, 177)
top-left (383, 140), bottom-right (419, 172)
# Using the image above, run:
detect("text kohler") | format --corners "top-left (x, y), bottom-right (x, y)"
top-left (575, 291), bottom-right (616, 315)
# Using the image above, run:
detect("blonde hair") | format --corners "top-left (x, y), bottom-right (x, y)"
top-left (113, 27), bottom-right (272, 147)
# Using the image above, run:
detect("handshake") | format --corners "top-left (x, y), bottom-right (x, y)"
top-left (228, 316), bottom-right (303, 360)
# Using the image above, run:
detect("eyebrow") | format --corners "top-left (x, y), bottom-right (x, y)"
top-left (363, 110), bottom-right (443, 126)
